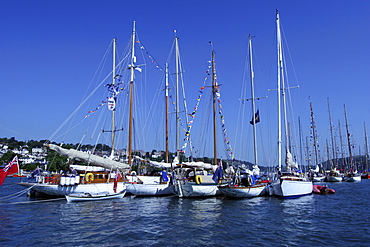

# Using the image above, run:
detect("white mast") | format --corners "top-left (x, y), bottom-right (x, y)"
top-left (248, 35), bottom-right (258, 166)
top-left (327, 97), bottom-right (337, 168)
top-left (165, 63), bottom-right (169, 163)
top-left (276, 10), bottom-right (283, 171)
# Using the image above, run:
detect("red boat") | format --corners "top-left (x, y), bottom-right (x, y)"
top-left (312, 185), bottom-right (335, 194)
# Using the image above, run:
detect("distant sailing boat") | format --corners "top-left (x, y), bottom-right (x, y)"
top-left (219, 35), bottom-right (269, 198)
top-left (269, 10), bottom-right (312, 198)
top-left (343, 104), bottom-right (361, 182)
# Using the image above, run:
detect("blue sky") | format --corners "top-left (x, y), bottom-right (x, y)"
top-left (1, 1), bottom-right (369, 167)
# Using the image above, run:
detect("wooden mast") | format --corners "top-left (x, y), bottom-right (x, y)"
top-left (128, 22), bottom-right (136, 166)
top-left (211, 48), bottom-right (218, 166)
top-left (175, 35), bottom-right (180, 162)
top-left (110, 38), bottom-right (116, 159)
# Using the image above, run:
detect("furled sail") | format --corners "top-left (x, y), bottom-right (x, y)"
top-left (285, 149), bottom-right (298, 170)
top-left (134, 155), bottom-right (214, 170)
top-left (47, 144), bottom-right (130, 170)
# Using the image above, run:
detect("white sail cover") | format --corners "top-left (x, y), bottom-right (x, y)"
top-left (252, 165), bottom-right (260, 176)
top-left (47, 144), bottom-right (130, 170)
top-left (313, 165), bottom-right (320, 173)
top-left (285, 150), bottom-right (298, 170)
top-left (133, 155), bottom-right (214, 170)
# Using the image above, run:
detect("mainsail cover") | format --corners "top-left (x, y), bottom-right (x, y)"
top-left (47, 144), bottom-right (130, 170)
top-left (133, 156), bottom-right (215, 170)
top-left (285, 149), bottom-right (298, 170)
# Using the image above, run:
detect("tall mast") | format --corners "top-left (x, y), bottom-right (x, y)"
top-left (298, 117), bottom-right (303, 169)
top-left (338, 119), bottom-right (345, 169)
top-left (327, 97), bottom-right (337, 168)
top-left (276, 10), bottom-right (283, 170)
top-left (211, 49), bottom-right (218, 166)
top-left (165, 63), bottom-right (169, 163)
top-left (110, 38), bottom-right (117, 159)
top-left (344, 104), bottom-right (353, 169)
top-left (364, 122), bottom-right (369, 172)
top-left (309, 100), bottom-right (319, 167)
top-left (248, 35), bottom-right (258, 166)
top-left (175, 35), bottom-right (180, 161)
top-left (127, 22), bottom-right (136, 166)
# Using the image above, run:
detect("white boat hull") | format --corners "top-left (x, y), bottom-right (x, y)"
top-left (175, 181), bottom-right (221, 198)
top-left (66, 191), bottom-right (125, 202)
top-left (326, 176), bottom-right (343, 182)
top-left (271, 179), bottom-right (312, 198)
top-left (19, 182), bottom-right (126, 197)
top-left (344, 175), bottom-right (361, 182)
top-left (311, 176), bottom-right (325, 182)
top-left (126, 183), bottom-right (175, 196)
top-left (219, 184), bottom-right (267, 198)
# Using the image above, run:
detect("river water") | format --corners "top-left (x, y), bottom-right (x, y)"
top-left (0, 177), bottom-right (369, 246)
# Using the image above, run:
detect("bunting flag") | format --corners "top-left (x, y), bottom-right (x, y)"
top-left (216, 89), bottom-right (235, 160)
top-left (84, 101), bottom-right (107, 118)
top-left (137, 41), bottom-right (164, 72)
top-left (181, 61), bottom-right (211, 152)
top-left (250, 110), bottom-right (260, 125)
top-left (0, 156), bottom-right (19, 186)
top-left (180, 60), bottom-right (235, 161)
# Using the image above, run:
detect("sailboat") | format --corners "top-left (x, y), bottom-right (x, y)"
top-left (308, 100), bottom-right (325, 182)
top-left (19, 36), bottom-right (130, 197)
top-left (116, 24), bottom-right (175, 197)
top-left (174, 45), bottom-right (225, 198)
top-left (342, 104), bottom-right (361, 182)
top-left (269, 10), bottom-right (312, 198)
top-left (361, 123), bottom-right (370, 179)
top-left (218, 35), bottom-right (269, 198)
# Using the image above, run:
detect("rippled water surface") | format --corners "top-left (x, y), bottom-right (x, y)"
top-left (1, 178), bottom-right (369, 246)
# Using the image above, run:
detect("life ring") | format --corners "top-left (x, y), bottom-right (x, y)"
top-left (247, 175), bottom-right (252, 186)
top-left (85, 173), bottom-right (94, 183)
top-left (195, 175), bottom-right (202, 184)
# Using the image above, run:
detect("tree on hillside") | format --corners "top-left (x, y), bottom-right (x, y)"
top-left (0, 151), bottom-right (16, 166)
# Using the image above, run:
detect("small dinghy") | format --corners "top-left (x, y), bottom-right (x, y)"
top-left (312, 185), bottom-right (335, 194)
top-left (65, 190), bottom-right (125, 202)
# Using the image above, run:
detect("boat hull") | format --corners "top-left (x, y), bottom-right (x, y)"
top-left (19, 182), bottom-right (126, 197)
top-left (175, 182), bottom-right (221, 198)
top-left (66, 191), bottom-right (125, 202)
top-left (271, 179), bottom-right (312, 199)
top-left (343, 175), bottom-right (361, 182)
top-left (126, 183), bottom-right (175, 196)
top-left (219, 184), bottom-right (267, 198)
top-left (326, 176), bottom-right (342, 182)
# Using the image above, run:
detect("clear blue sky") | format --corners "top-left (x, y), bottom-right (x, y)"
top-left (1, 1), bottom-right (369, 167)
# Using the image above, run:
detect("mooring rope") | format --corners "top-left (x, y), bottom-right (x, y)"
top-left (0, 185), bottom-right (66, 204)
top-left (0, 185), bottom-right (36, 201)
